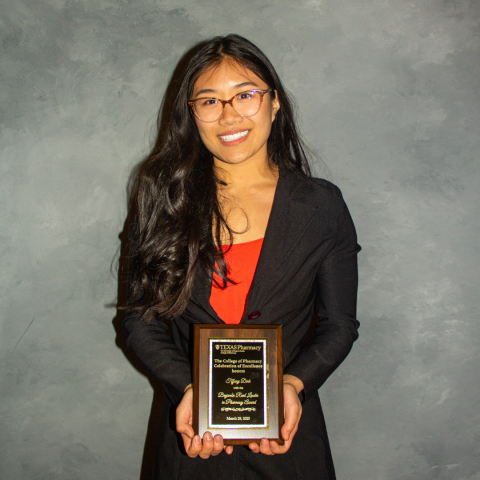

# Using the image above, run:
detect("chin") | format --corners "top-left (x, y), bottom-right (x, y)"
top-left (214, 151), bottom-right (251, 165)
top-left (220, 156), bottom-right (251, 166)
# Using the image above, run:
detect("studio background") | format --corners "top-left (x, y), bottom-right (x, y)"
top-left (1, 1), bottom-right (479, 479)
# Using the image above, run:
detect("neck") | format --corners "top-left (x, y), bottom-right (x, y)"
top-left (214, 156), bottom-right (278, 192)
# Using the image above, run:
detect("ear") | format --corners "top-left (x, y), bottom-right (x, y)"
top-left (271, 90), bottom-right (280, 121)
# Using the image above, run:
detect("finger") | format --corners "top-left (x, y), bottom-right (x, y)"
top-left (271, 420), bottom-right (299, 454)
top-left (269, 439), bottom-right (285, 454)
top-left (282, 405), bottom-right (300, 441)
top-left (281, 413), bottom-right (300, 443)
top-left (225, 445), bottom-right (234, 455)
top-left (178, 423), bottom-right (194, 439)
top-left (180, 433), bottom-right (193, 455)
top-left (198, 431), bottom-right (214, 459)
top-left (176, 392), bottom-right (194, 437)
top-left (185, 434), bottom-right (202, 458)
top-left (282, 399), bottom-right (301, 441)
top-left (211, 435), bottom-right (224, 456)
top-left (269, 438), bottom-right (290, 454)
top-left (259, 438), bottom-right (274, 456)
top-left (249, 442), bottom-right (260, 453)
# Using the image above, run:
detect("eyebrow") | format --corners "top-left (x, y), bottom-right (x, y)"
top-left (193, 81), bottom-right (259, 97)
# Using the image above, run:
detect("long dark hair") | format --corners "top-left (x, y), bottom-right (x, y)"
top-left (126, 34), bottom-right (311, 322)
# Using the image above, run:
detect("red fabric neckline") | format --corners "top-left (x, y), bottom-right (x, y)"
top-left (219, 237), bottom-right (264, 248)
top-left (210, 237), bottom-right (264, 324)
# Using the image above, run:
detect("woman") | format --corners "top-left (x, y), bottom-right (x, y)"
top-left (123, 34), bottom-right (360, 479)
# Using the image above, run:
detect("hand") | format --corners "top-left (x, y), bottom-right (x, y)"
top-left (248, 375), bottom-right (303, 455)
top-left (176, 386), bottom-right (234, 458)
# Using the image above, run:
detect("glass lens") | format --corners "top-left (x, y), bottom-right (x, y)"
top-left (232, 91), bottom-right (262, 117)
top-left (193, 98), bottom-right (221, 122)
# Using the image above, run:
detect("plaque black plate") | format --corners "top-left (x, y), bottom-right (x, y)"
top-left (209, 339), bottom-right (267, 428)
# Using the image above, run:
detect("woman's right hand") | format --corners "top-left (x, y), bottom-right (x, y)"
top-left (176, 386), bottom-right (234, 458)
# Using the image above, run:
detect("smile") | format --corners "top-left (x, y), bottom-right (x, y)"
top-left (219, 130), bottom-right (249, 142)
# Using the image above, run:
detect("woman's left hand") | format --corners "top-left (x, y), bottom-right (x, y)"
top-left (176, 385), bottom-right (234, 458)
top-left (248, 375), bottom-right (303, 455)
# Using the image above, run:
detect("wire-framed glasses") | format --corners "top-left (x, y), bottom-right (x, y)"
top-left (188, 89), bottom-right (272, 123)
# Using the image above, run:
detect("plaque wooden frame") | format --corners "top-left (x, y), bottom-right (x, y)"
top-left (193, 324), bottom-right (284, 446)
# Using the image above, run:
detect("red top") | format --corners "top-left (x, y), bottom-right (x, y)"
top-left (210, 238), bottom-right (264, 324)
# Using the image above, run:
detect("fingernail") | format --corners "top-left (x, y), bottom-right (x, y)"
top-left (284, 431), bottom-right (290, 441)
top-left (205, 432), bottom-right (213, 441)
top-left (215, 435), bottom-right (221, 444)
top-left (195, 435), bottom-right (201, 445)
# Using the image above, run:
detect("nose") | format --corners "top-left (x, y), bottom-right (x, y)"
top-left (219, 102), bottom-right (242, 125)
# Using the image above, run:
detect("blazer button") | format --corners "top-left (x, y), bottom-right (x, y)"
top-left (248, 311), bottom-right (261, 320)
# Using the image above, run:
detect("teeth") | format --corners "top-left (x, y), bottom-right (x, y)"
top-left (219, 130), bottom-right (249, 142)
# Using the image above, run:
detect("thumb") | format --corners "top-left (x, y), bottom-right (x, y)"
top-left (176, 396), bottom-right (194, 437)
top-left (182, 424), bottom-right (195, 439)
top-left (282, 387), bottom-right (300, 441)
top-left (282, 419), bottom-right (293, 441)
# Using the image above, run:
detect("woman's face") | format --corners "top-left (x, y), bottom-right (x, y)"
top-left (191, 59), bottom-right (280, 168)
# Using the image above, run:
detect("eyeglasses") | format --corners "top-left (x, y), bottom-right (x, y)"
top-left (188, 89), bottom-right (272, 123)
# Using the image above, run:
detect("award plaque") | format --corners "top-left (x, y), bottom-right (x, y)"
top-left (193, 324), bottom-right (284, 445)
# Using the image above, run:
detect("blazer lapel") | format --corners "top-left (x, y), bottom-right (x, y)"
top-left (242, 169), bottom-right (318, 320)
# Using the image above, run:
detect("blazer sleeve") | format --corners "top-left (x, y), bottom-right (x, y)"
top-left (283, 188), bottom-right (361, 402)
top-left (122, 231), bottom-right (192, 406)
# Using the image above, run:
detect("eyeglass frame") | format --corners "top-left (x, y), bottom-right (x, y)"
top-left (187, 88), bottom-right (273, 123)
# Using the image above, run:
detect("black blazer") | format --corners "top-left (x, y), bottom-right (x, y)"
top-left (123, 167), bottom-right (361, 479)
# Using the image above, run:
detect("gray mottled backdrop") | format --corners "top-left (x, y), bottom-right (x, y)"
top-left (1, 0), bottom-right (479, 479)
